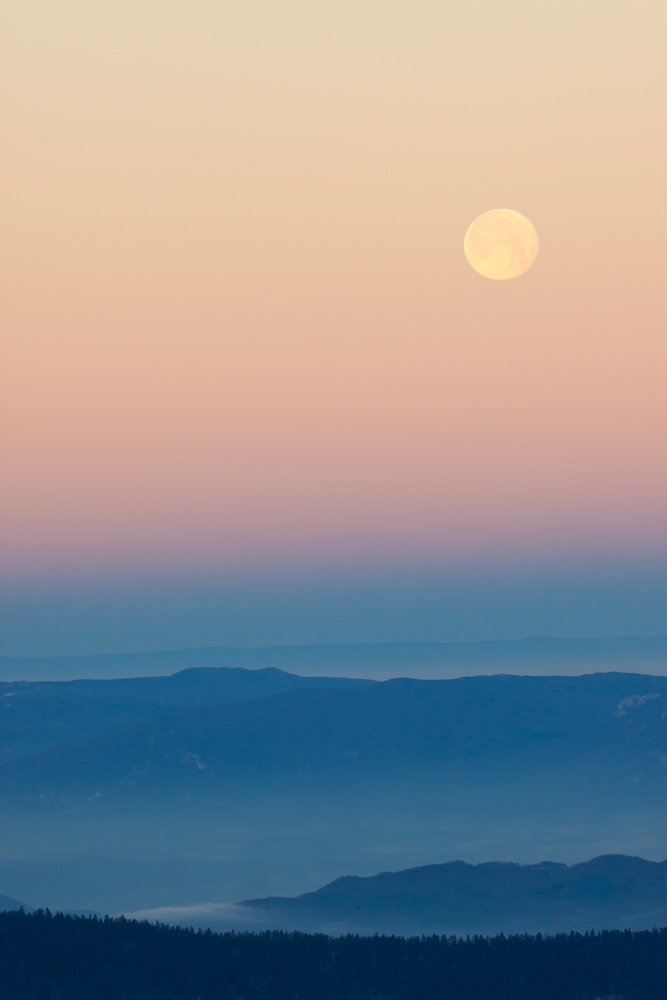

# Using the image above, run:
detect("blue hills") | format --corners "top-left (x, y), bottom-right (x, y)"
top-left (2, 664), bottom-right (667, 909)
top-left (239, 853), bottom-right (667, 935)
top-left (2, 672), bottom-right (667, 805)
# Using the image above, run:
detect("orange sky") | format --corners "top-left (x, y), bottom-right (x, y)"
top-left (2, 0), bottom-right (667, 587)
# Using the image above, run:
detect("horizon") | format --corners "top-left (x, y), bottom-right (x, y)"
top-left (2, 562), bottom-right (667, 657)
top-left (2, 633), bottom-right (667, 682)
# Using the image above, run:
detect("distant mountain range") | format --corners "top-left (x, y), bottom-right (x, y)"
top-left (0, 666), bottom-right (368, 762)
top-left (239, 853), bottom-right (667, 935)
top-left (2, 669), bottom-right (667, 871)
top-left (3, 672), bottom-right (667, 806)
top-left (6, 854), bottom-right (667, 938)
top-left (123, 854), bottom-right (667, 937)
top-left (2, 634), bottom-right (667, 681)
top-left (8, 854), bottom-right (667, 938)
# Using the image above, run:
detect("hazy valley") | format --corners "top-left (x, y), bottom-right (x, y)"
top-left (3, 648), bottom-right (667, 927)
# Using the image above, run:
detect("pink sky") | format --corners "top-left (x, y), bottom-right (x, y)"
top-left (2, 0), bottom-right (666, 588)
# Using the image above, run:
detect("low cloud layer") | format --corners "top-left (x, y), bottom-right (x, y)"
top-left (123, 902), bottom-right (272, 932)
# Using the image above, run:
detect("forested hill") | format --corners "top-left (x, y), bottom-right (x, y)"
top-left (2, 909), bottom-right (667, 1000)
top-left (242, 854), bottom-right (667, 936)
top-left (4, 671), bottom-right (667, 866)
top-left (0, 666), bottom-right (370, 762)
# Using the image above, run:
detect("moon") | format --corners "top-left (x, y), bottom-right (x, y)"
top-left (464, 209), bottom-right (538, 280)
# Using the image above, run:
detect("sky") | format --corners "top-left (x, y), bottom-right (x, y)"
top-left (2, 0), bottom-right (667, 655)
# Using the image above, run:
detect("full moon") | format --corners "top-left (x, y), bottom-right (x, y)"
top-left (464, 209), bottom-right (539, 280)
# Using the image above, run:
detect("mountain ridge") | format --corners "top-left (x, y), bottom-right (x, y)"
top-left (4, 671), bottom-right (667, 869)
top-left (2, 635), bottom-right (667, 681)
top-left (235, 853), bottom-right (667, 935)
top-left (3, 672), bottom-right (667, 805)
top-left (0, 666), bottom-right (371, 762)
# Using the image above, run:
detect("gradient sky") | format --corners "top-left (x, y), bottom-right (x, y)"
top-left (2, 0), bottom-right (666, 654)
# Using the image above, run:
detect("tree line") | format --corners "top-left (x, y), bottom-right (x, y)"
top-left (1, 907), bottom-right (666, 999)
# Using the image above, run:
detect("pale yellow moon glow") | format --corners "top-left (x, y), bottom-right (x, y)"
top-left (464, 209), bottom-right (539, 280)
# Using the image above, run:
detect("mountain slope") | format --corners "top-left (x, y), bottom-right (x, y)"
top-left (2, 672), bottom-right (667, 805)
top-left (239, 854), bottom-right (667, 935)
top-left (0, 667), bottom-right (371, 761)
top-left (3, 672), bottom-right (667, 863)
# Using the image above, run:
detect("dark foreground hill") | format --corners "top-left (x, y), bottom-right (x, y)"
top-left (2, 909), bottom-right (667, 1000)
top-left (239, 854), bottom-right (667, 936)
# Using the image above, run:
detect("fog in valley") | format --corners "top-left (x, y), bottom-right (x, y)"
top-left (2, 642), bottom-right (667, 931)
